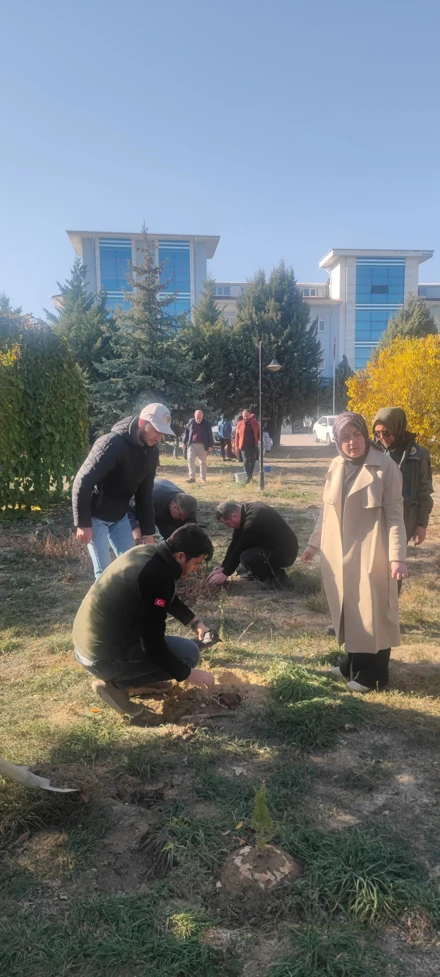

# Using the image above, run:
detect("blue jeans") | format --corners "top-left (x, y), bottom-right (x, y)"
top-left (87, 514), bottom-right (135, 579)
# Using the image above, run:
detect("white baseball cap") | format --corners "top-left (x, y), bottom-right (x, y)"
top-left (139, 403), bottom-right (174, 435)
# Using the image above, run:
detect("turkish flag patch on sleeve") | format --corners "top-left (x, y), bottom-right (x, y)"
top-left (154, 598), bottom-right (166, 607)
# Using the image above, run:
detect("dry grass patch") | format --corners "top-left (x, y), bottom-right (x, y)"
top-left (1, 455), bottom-right (440, 975)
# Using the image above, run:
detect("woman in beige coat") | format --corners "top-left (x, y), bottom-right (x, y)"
top-left (301, 412), bottom-right (407, 692)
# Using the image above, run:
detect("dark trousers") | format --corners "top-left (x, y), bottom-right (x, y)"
top-left (242, 446), bottom-right (257, 481)
top-left (75, 636), bottom-right (199, 690)
top-left (219, 437), bottom-right (233, 460)
top-left (241, 543), bottom-right (297, 582)
top-left (339, 649), bottom-right (391, 690)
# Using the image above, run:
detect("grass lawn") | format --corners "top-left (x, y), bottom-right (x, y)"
top-left (1, 446), bottom-right (440, 976)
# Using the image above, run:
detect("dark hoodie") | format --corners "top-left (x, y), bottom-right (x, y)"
top-left (72, 416), bottom-right (158, 534)
top-left (372, 407), bottom-right (433, 539)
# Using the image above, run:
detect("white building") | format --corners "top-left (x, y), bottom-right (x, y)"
top-left (215, 248), bottom-right (439, 376)
top-left (63, 233), bottom-right (439, 379)
top-left (65, 230), bottom-right (219, 315)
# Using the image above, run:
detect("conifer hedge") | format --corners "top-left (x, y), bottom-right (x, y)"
top-left (0, 315), bottom-right (88, 509)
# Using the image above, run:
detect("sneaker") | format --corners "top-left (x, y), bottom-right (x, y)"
top-left (326, 626), bottom-right (336, 636)
top-left (186, 478), bottom-right (195, 483)
top-left (330, 666), bottom-right (344, 679)
top-left (91, 679), bottom-right (144, 717)
top-left (347, 680), bottom-right (371, 693)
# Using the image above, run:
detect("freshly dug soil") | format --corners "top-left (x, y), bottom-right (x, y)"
top-left (219, 844), bottom-right (301, 904)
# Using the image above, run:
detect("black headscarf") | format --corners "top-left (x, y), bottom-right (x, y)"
top-left (372, 407), bottom-right (411, 452)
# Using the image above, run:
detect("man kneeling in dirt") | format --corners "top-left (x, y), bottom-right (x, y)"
top-left (73, 525), bottom-right (215, 720)
top-left (208, 501), bottom-right (298, 586)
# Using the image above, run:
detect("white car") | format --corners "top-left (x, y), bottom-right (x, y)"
top-left (313, 415), bottom-right (336, 444)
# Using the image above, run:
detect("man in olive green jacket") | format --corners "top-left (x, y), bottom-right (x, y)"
top-left (73, 525), bottom-right (215, 720)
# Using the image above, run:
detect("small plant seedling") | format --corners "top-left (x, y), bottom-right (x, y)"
top-left (251, 785), bottom-right (274, 850)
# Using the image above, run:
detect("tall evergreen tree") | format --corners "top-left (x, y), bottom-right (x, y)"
top-left (180, 279), bottom-right (238, 416)
top-left (335, 354), bottom-right (354, 412)
top-left (91, 231), bottom-right (202, 436)
top-left (0, 292), bottom-right (22, 314)
top-left (46, 258), bottom-right (114, 375)
top-left (318, 355), bottom-right (354, 414)
top-left (192, 277), bottom-right (223, 329)
top-left (232, 262), bottom-right (322, 446)
top-left (378, 294), bottom-right (438, 349)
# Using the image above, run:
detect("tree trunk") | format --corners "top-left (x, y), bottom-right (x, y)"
top-left (271, 420), bottom-right (283, 451)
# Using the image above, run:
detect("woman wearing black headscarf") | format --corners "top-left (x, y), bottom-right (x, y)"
top-left (372, 407), bottom-right (433, 546)
top-left (301, 412), bottom-right (407, 692)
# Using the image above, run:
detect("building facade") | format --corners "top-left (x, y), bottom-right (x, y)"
top-left (66, 230), bottom-right (219, 315)
top-left (215, 248), bottom-right (439, 376)
top-left (64, 233), bottom-right (439, 378)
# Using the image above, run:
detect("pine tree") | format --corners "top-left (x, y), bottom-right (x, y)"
top-left (378, 294), bottom-right (438, 349)
top-left (251, 786), bottom-right (274, 850)
top-left (180, 279), bottom-right (237, 417)
top-left (192, 277), bottom-right (223, 329)
top-left (232, 262), bottom-right (322, 446)
top-left (0, 292), bottom-right (22, 314)
top-left (334, 354), bottom-right (354, 412)
top-left (91, 230), bottom-right (202, 436)
top-left (46, 258), bottom-right (115, 376)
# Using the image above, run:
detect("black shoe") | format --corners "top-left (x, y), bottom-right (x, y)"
top-left (326, 626), bottom-right (336, 636)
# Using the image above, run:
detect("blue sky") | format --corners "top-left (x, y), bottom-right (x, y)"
top-left (2, 0), bottom-right (440, 315)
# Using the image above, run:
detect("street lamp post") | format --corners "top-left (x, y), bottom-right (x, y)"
top-left (258, 340), bottom-right (281, 491)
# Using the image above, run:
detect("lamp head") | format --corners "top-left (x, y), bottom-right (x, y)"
top-left (267, 358), bottom-right (282, 373)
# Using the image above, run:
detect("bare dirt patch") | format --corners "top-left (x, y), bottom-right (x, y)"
top-left (219, 844), bottom-right (301, 906)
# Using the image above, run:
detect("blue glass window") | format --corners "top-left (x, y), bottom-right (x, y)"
top-left (99, 239), bottom-right (132, 294)
top-left (355, 309), bottom-right (395, 343)
top-left (159, 240), bottom-right (191, 319)
top-left (356, 261), bottom-right (404, 305)
top-left (159, 241), bottom-right (190, 293)
top-left (355, 347), bottom-right (374, 369)
top-left (105, 296), bottom-right (132, 311)
top-left (163, 298), bottom-right (191, 318)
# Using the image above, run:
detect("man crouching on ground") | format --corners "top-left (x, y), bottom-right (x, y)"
top-left (73, 524), bottom-right (215, 720)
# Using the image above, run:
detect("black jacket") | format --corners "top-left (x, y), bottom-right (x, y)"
top-left (72, 541), bottom-right (195, 681)
top-left (222, 502), bottom-right (298, 576)
top-left (72, 416), bottom-right (158, 534)
top-left (127, 478), bottom-right (198, 539)
top-left (388, 436), bottom-right (434, 540)
top-left (183, 417), bottom-right (214, 451)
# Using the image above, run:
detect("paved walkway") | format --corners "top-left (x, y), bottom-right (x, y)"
top-left (280, 434), bottom-right (316, 447)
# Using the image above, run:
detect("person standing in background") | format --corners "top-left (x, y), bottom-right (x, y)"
top-left (372, 407), bottom-right (433, 547)
top-left (235, 409), bottom-right (260, 483)
top-left (218, 414), bottom-right (234, 460)
top-left (183, 410), bottom-right (214, 484)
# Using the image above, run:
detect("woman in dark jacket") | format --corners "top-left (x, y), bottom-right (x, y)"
top-left (372, 407), bottom-right (433, 546)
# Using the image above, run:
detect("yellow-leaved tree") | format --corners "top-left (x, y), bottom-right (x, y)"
top-left (346, 336), bottom-right (440, 465)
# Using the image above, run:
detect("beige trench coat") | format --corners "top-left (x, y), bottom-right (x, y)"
top-left (309, 447), bottom-right (407, 655)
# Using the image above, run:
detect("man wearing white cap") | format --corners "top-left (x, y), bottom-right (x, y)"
top-left (73, 404), bottom-right (173, 578)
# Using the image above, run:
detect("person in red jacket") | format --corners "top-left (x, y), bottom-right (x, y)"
top-left (235, 409), bottom-right (260, 483)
